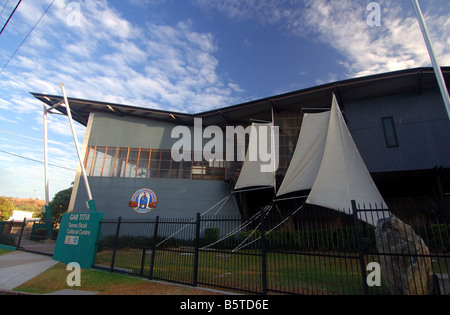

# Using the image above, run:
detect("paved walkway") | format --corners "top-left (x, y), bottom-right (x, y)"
top-left (0, 251), bottom-right (58, 291)
top-left (0, 250), bottom-right (97, 295)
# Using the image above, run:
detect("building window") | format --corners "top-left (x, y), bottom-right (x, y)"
top-left (381, 117), bottom-right (399, 148)
top-left (83, 146), bottom-right (227, 181)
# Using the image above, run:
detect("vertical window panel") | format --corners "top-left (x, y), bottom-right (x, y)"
top-left (150, 149), bottom-right (161, 178)
top-left (114, 148), bottom-right (129, 177)
top-left (102, 147), bottom-right (118, 177)
top-left (125, 149), bottom-right (139, 178)
top-left (84, 146), bottom-right (93, 175)
top-left (92, 147), bottom-right (106, 177)
top-left (382, 117), bottom-right (399, 148)
top-left (137, 149), bottom-right (150, 178)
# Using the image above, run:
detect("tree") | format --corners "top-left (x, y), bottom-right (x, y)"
top-left (0, 197), bottom-right (14, 221)
top-left (48, 187), bottom-right (73, 220)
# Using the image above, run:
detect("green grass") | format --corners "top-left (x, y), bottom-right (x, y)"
top-left (95, 248), bottom-right (392, 295)
top-left (14, 262), bottom-right (226, 295)
top-left (15, 263), bottom-right (143, 294)
top-left (0, 248), bottom-right (14, 256)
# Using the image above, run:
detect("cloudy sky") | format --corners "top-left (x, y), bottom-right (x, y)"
top-left (0, 0), bottom-right (449, 200)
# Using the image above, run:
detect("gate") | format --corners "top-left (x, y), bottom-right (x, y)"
top-left (0, 219), bottom-right (60, 256)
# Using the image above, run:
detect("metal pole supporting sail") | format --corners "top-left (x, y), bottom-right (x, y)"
top-left (59, 83), bottom-right (97, 212)
top-left (43, 103), bottom-right (52, 236)
top-left (412, 0), bottom-right (450, 121)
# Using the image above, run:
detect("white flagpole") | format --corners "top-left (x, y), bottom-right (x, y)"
top-left (60, 83), bottom-right (96, 212)
top-left (412, 0), bottom-right (450, 121)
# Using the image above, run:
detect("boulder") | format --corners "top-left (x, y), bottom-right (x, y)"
top-left (375, 216), bottom-right (434, 295)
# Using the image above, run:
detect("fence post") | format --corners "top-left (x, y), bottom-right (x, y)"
top-left (149, 216), bottom-right (159, 280)
top-left (110, 216), bottom-right (122, 273)
top-left (352, 200), bottom-right (369, 295)
top-left (16, 218), bottom-right (27, 249)
top-left (193, 213), bottom-right (201, 287)
top-left (260, 206), bottom-right (267, 295)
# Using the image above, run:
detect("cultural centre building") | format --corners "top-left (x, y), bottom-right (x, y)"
top-left (32, 67), bottom-right (450, 220)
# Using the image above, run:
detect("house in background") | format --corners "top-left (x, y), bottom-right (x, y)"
top-left (32, 67), bottom-right (450, 220)
top-left (9, 210), bottom-right (36, 221)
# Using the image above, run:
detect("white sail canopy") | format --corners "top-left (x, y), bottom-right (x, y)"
top-left (277, 94), bottom-right (390, 226)
top-left (276, 111), bottom-right (330, 197)
top-left (306, 95), bottom-right (390, 225)
top-left (234, 122), bottom-right (276, 190)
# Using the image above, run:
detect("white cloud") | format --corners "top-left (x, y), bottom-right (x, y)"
top-left (195, 0), bottom-right (450, 80)
top-left (0, 0), bottom-right (245, 114)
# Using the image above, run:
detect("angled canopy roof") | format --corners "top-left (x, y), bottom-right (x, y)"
top-left (31, 67), bottom-right (450, 128)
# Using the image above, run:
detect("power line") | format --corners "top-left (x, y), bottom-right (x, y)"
top-left (0, 0), bottom-right (11, 17)
top-left (0, 0), bottom-right (21, 35)
top-left (0, 149), bottom-right (77, 171)
top-left (0, 0), bottom-right (56, 74)
top-left (0, 129), bottom-right (44, 142)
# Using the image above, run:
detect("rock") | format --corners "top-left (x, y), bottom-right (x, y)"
top-left (375, 216), bottom-right (434, 295)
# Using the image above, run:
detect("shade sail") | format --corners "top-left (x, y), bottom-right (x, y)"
top-left (305, 94), bottom-right (390, 225)
top-left (276, 111), bottom-right (330, 197)
top-left (234, 122), bottom-right (276, 190)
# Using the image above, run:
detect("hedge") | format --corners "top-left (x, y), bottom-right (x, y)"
top-left (94, 225), bottom-right (450, 252)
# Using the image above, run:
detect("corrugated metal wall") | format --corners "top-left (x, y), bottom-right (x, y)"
top-left (345, 88), bottom-right (450, 173)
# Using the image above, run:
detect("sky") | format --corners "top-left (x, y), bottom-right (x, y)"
top-left (0, 0), bottom-right (449, 200)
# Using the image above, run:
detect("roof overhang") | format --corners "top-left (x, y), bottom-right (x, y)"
top-left (31, 67), bottom-right (450, 127)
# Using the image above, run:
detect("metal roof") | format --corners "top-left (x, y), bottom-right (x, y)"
top-left (31, 67), bottom-right (450, 127)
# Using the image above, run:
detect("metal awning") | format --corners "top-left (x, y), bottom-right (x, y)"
top-left (31, 67), bottom-right (450, 127)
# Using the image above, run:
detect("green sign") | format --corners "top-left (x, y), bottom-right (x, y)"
top-left (53, 212), bottom-right (103, 269)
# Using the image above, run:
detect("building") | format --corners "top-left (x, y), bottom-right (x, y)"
top-left (9, 210), bottom-right (36, 221)
top-left (32, 67), bottom-right (450, 220)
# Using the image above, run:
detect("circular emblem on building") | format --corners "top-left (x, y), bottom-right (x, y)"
top-left (129, 188), bottom-right (158, 214)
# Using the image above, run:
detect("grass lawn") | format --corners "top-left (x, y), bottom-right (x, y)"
top-left (95, 248), bottom-right (392, 295)
top-left (14, 263), bottom-right (225, 295)
top-left (0, 248), bottom-right (14, 256)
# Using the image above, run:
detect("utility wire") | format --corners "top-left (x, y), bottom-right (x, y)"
top-left (0, 129), bottom-right (44, 142)
top-left (0, 0), bottom-right (21, 35)
top-left (0, 0), bottom-right (56, 74)
top-left (0, 0), bottom-right (11, 17)
top-left (0, 149), bottom-right (77, 171)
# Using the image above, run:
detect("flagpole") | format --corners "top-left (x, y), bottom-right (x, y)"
top-left (60, 83), bottom-right (97, 212)
top-left (412, 0), bottom-right (450, 121)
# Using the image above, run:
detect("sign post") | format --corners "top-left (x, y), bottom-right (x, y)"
top-left (53, 212), bottom-right (104, 269)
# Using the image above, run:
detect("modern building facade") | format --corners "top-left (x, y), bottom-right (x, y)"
top-left (32, 67), bottom-right (450, 220)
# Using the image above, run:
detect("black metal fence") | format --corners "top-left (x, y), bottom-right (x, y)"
top-left (92, 202), bottom-right (450, 295)
top-left (1, 202), bottom-right (448, 295)
top-left (0, 219), bottom-right (59, 256)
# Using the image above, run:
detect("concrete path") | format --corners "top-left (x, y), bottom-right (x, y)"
top-left (0, 251), bottom-right (58, 291)
top-left (0, 251), bottom-right (99, 295)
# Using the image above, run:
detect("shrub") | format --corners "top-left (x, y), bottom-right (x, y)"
top-left (204, 228), bottom-right (220, 243)
top-left (416, 224), bottom-right (450, 251)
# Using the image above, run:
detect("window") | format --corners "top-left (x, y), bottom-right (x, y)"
top-left (83, 146), bottom-right (226, 181)
top-left (381, 117), bottom-right (399, 148)
top-left (137, 149), bottom-right (151, 178)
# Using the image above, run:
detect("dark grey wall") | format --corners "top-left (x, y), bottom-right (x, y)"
top-left (73, 177), bottom-right (239, 219)
top-left (346, 89), bottom-right (450, 173)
